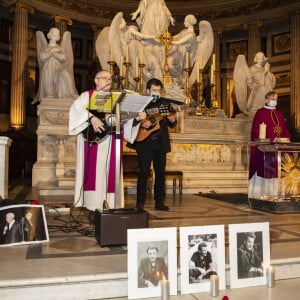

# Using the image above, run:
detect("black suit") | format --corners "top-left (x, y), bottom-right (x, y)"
top-left (131, 98), bottom-right (177, 208)
top-left (138, 257), bottom-right (168, 287)
top-left (2, 221), bottom-right (23, 244)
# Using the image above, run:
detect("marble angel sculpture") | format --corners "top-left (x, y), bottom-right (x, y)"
top-left (33, 27), bottom-right (78, 103)
top-left (96, 12), bottom-right (161, 89)
top-left (169, 14), bottom-right (197, 86)
top-left (233, 52), bottom-right (276, 115)
top-left (188, 20), bottom-right (214, 85)
top-left (131, 0), bottom-right (175, 35)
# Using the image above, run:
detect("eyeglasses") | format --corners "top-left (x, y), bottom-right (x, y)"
top-left (95, 76), bottom-right (112, 81)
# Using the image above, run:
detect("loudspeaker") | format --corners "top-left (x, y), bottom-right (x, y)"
top-left (95, 208), bottom-right (148, 246)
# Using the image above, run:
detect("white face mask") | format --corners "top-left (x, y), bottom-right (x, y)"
top-left (268, 100), bottom-right (277, 107)
top-left (151, 93), bottom-right (160, 102)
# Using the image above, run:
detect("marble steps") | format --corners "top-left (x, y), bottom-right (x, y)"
top-left (1, 258), bottom-right (300, 300)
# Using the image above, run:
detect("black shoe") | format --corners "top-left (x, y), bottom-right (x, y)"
top-left (155, 205), bottom-right (169, 211)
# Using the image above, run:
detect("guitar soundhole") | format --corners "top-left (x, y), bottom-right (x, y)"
top-left (148, 116), bottom-right (157, 129)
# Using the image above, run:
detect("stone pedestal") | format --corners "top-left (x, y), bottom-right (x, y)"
top-left (0, 136), bottom-right (13, 198)
top-left (32, 98), bottom-right (77, 196)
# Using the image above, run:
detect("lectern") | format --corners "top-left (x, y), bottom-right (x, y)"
top-left (249, 142), bottom-right (300, 213)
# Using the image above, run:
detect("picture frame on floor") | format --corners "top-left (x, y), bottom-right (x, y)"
top-left (179, 225), bottom-right (226, 294)
top-left (0, 204), bottom-right (49, 247)
top-left (229, 222), bottom-right (270, 288)
top-left (127, 227), bottom-right (177, 299)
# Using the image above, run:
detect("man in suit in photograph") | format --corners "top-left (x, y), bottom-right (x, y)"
top-left (138, 245), bottom-right (168, 287)
top-left (1, 212), bottom-right (23, 244)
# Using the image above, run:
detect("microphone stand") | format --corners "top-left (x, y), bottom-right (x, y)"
top-left (113, 78), bottom-right (126, 208)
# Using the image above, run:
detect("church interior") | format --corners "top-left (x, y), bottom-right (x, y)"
top-left (0, 0), bottom-right (300, 299)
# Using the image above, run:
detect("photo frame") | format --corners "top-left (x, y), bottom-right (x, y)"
top-left (127, 227), bottom-right (177, 299)
top-left (0, 204), bottom-right (49, 247)
top-left (229, 222), bottom-right (270, 289)
top-left (72, 38), bottom-right (82, 59)
top-left (227, 40), bottom-right (247, 61)
top-left (272, 32), bottom-right (291, 56)
top-left (180, 225), bottom-right (226, 294)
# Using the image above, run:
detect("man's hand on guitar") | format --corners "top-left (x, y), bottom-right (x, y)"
top-left (90, 116), bottom-right (105, 133)
top-left (167, 114), bottom-right (176, 123)
top-left (141, 119), bottom-right (153, 129)
top-left (136, 112), bottom-right (147, 122)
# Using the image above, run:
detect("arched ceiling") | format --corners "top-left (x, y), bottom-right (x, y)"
top-left (2, 0), bottom-right (299, 31)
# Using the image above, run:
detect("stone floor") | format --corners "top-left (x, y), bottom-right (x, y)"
top-left (0, 179), bottom-right (300, 299)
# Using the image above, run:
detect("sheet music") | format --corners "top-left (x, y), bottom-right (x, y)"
top-left (120, 94), bottom-right (153, 113)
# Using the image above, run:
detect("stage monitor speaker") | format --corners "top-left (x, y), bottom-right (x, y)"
top-left (95, 208), bottom-right (148, 247)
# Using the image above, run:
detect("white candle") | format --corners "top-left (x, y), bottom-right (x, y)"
top-left (210, 274), bottom-right (219, 297)
top-left (125, 45), bottom-right (129, 63)
top-left (185, 51), bottom-right (189, 68)
top-left (199, 52), bottom-right (203, 69)
top-left (196, 61), bottom-right (200, 82)
top-left (266, 266), bottom-right (275, 288)
top-left (110, 44), bottom-right (114, 62)
top-left (259, 122), bottom-right (267, 139)
top-left (119, 56), bottom-right (123, 76)
top-left (160, 277), bottom-right (170, 300)
top-left (135, 57), bottom-right (139, 77)
top-left (140, 45), bottom-right (144, 64)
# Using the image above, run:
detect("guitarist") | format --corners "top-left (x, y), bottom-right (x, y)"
top-left (128, 78), bottom-right (177, 211)
top-left (69, 70), bottom-right (146, 220)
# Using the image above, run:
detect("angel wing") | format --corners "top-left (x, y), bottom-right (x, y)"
top-left (95, 26), bottom-right (110, 71)
top-left (189, 20), bottom-right (214, 85)
top-left (233, 54), bottom-right (252, 115)
top-left (33, 31), bottom-right (47, 103)
top-left (61, 31), bottom-right (78, 96)
top-left (108, 12), bottom-right (127, 71)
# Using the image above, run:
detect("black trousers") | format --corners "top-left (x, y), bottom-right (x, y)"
top-left (136, 140), bottom-right (166, 207)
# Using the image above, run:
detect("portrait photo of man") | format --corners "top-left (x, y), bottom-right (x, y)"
top-left (137, 242), bottom-right (168, 288)
top-left (237, 231), bottom-right (263, 279)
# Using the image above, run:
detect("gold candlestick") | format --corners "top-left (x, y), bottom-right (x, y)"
top-left (123, 62), bottom-right (131, 89)
top-left (184, 67), bottom-right (192, 105)
top-left (195, 68), bottom-right (206, 116)
top-left (158, 29), bottom-right (174, 85)
top-left (134, 77), bottom-right (140, 92)
top-left (107, 60), bottom-right (115, 77)
top-left (209, 81), bottom-right (218, 117)
top-left (139, 63), bottom-right (146, 93)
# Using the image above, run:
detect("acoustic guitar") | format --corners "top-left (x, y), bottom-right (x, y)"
top-left (134, 104), bottom-right (177, 142)
top-left (82, 105), bottom-right (175, 143)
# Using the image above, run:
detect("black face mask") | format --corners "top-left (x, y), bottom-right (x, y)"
top-left (151, 93), bottom-right (160, 102)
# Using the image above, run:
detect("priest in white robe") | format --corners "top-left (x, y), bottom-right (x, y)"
top-left (69, 70), bottom-right (145, 212)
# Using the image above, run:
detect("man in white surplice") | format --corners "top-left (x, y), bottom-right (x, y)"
top-left (69, 70), bottom-right (146, 213)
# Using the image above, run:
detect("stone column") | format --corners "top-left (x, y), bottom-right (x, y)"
top-left (9, 2), bottom-right (34, 129)
top-left (291, 11), bottom-right (300, 132)
top-left (54, 15), bottom-right (73, 37)
top-left (0, 137), bottom-right (13, 198)
top-left (245, 21), bottom-right (263, 64)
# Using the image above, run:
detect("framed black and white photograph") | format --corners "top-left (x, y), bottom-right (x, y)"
top-left (229, 222), bottom-right (270, 289)
top-left (127, 227), bottom-right (177, 299)
top-left (0, 204), bottom-right (49, 247)
top-left (179, 225), bottom-right (226, 294)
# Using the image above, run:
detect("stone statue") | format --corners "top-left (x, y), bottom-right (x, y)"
top-left (188, 20), bottom-right (214, 85)
top-left (34, 27), bottom-right (78, 103)
top-left (169, 14), bottom-right (197, 86)
top-left (131, 0), bottom-right (175, 35)
top-left (233, 52), bottom-right (276, 116)
top-left (95, 3), bottom-right (214, 95)
top-left (56, 139), bottom-right (65, 164)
